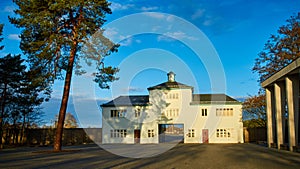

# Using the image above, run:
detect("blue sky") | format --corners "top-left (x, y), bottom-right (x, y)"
top-left (1, 0), bottom-right (300, 127)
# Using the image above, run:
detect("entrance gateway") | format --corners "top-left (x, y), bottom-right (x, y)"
top-left (159, 124), bottom-right (184, 143)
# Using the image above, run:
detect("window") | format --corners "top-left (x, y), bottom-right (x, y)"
top-left (110, 129), bottom-right (127, 138)
top-left (110, 109), bottom-right (127, 118)
top-left (230, 108), bottom-right (233, 116)
top-left (216, 108), bottom-right (233, 116)
top-left (135, 108), bottom-right (141, 117)
top-left (188, 129), bottom-right (195, 137)
top-left (111, 110), bottom-right (117, 117)
top-left (202, 109), bottom-right (207, 116)
top-left (165, 109), bottom-right (179, 117)
top-left (216, 128), bottom-right (232, 138)
top-left (166, 93), bottom-right (179, 99)
top-left (148, 129), bottom-right (154, 137)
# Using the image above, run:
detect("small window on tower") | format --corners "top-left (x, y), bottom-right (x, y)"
top-left (202, 109), bottom-right (207, 116)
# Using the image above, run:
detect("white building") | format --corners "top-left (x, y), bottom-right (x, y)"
top-left (101, 72), bottom-right (244, 144)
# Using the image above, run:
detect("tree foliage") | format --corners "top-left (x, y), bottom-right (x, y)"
top-left (9, 0), bottom-right (119, 151)
top-left (0, 54), bottom-right (45, 147)
top-left (0, 24), bottom-right (3, 51)
top-left (9, 0), bottom-right (118, 80)
top-left (242, 93), bottom-right (266, 128)
top-left (61, 112), bottom-right (78, 128)
top-left (253, 12), bottom-right (300, 82)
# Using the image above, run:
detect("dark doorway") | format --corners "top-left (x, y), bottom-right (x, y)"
top-left (159, 124), bottom-right (184, 143)
top-left (134, 130), bottom-right (140, 143)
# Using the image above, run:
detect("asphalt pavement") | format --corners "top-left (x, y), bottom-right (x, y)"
top-left (0, 143), bottom-right (300, 169)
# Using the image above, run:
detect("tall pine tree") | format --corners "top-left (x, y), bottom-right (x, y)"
top-left (0, 23), bottom-right (4, 149)
top-left (0, 54), bottom-right (27, 148)
top-left (9, 0), bottom-right (119, 151)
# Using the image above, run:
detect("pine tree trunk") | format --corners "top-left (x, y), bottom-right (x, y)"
top-left (20, 114), bottom-right (26, 144)
top-left (53, 43), bottom-right (77, 151)
top-left (0, 83), bottom-right (7, 149)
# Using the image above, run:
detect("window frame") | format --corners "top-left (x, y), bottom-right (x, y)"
top-left (148, 129), bottom-right (154, 138)
top-left (201, 108), bottom-right (208, 116)
top-left (188, 129), bottom-right (195, 137)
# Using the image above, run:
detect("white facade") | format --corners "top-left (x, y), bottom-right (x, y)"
top-left (102, 72), bottom-right (244, 144)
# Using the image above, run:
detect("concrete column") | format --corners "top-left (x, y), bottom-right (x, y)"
top-left (280, 83), bottom-right (286, 144)
top-left (292, 78), bottom-right (299, 145)
top-left (274, 83), bottom-right (283, 149)
top-left (266, 88), bottom-right (273, 148)
top-left (293, 76), bottom-right (300, 146)
top-left (286, 77), bottom-right (296, 151)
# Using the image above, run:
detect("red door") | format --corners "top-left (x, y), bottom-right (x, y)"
top-left (202, 129), bottom-right (209, 143)
top-left (134, 130), bottom-right (140, 143)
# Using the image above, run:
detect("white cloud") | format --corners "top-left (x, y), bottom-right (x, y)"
top-left (158, 31), bottom-right (198, 42)
top-left (144, 12), bottom-right (165, 19)
top-left (8, 34), bottom-right (20, 41)
top-left (110, 2), bottom-right (134, 11)
top-left (141, 6), bottom-right (158, 11)
top-left (166, 15), bottom-right (175, 22)
top-left (103, 27), bottom-right (119, 40)
top-left (151, 25), bottom-right (161, 31)
top-left (157, 35), bottom-right (174, 42)
top-left (119, 37), bottom-right (132, 46)
top-left (203, 19), bottom-right (213, 26)
top-left (191, 9), bottom-right (205, 20)
top-left (122, 86), bottom-right (144, 92)
top-left (103, 28), bottom-right (134, 46)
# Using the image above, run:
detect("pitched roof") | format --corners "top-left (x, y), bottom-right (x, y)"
top-left (101, 94), bottom-right (240, 107)
top-left (191, 94), bottom-right (240, 104)
top-left (147, 81), bottom-right (193, 90)
top-left (101, 95), bottom-right (149, 107)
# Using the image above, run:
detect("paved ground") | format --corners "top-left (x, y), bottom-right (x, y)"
top-left (1, 143), bottom-right (300, 169)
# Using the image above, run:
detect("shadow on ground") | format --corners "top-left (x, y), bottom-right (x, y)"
top-left (0, 143), bottom-right (299, 169)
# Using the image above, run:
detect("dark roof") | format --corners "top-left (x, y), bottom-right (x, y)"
top-left (191, 94), bottom-right (240, 104)
top-left (101, 94), bottom-right (240, 107)
top-left (147, 81), bottom-right (193, 90)
top-left (101, 95), bottom-right (149, 107)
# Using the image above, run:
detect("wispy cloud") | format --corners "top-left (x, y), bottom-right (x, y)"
top-left (141, 6), bottom-right (158, 11)
top-left (122, 86), bottom-right (144, 93)
top-left (166, 15), bottom-right (175, 22)
top-left (103, 27), bottom-right (119, 40)
top-left (8, 34), bottom-right (20, 41)
top-left (119, 37), bottom-right (132, 46)
top-left (203, 18), bottom-right (214, 26)
top-left (104, 28), bottom-right (140, 46)
top-left (4, 5), bottom-right (15, 13)
top-left (144, 12), bottom-right (165, 20)
top-left (158, 31), bottom-right (198, 42)
top-left (191, 9), bottom-right (205, 20)
top-left (110, 2), bottom-right (134, 12)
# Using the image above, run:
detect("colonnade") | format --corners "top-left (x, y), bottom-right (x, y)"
top-left (265, 76), bottom-right (299, 151)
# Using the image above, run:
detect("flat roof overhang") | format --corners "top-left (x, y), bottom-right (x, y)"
top-left (261, 57), bottom-right (300, 88)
